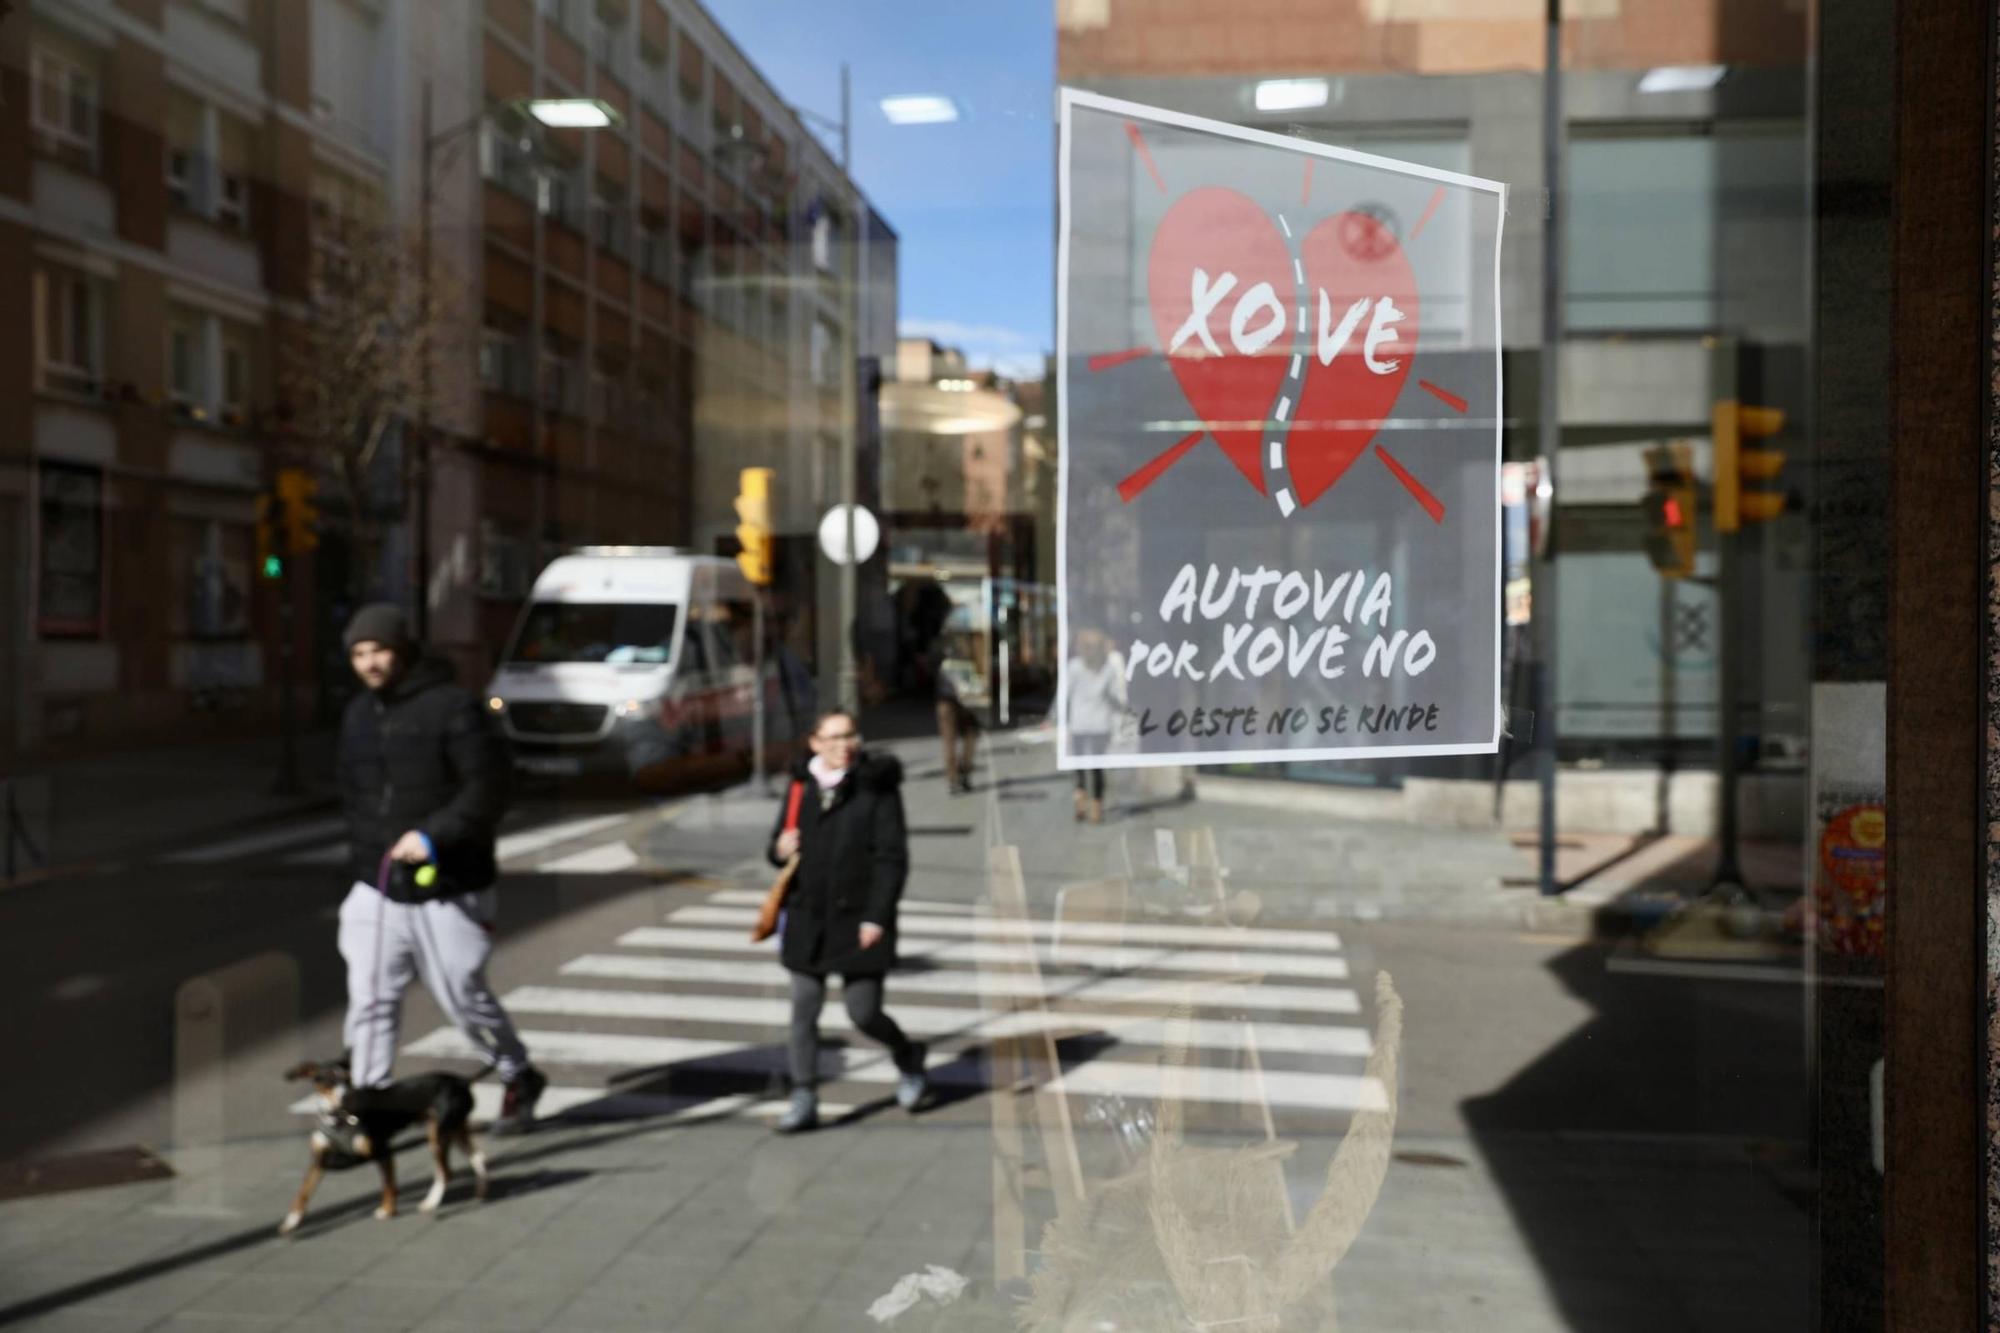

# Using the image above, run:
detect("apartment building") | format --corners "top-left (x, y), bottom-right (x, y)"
top-left (0, 0), bottom-right (892, 760)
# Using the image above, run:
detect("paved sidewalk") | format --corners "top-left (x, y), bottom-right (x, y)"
top-left (0, 720), bottom-right (1811, 1331)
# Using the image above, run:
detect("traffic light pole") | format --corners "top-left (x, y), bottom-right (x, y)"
top-left (1714, 523), bottom-right (1744, 889)
top-left (752, 591), bottom-right (767, 792)
top-left (272, 545), bottom-right (303, 796)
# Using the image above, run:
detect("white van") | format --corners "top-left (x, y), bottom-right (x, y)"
top-left (484, 548), bottom-right (804, 785)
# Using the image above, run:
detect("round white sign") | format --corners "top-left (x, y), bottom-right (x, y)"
top-left (817, 503), bottom-right (881, 565)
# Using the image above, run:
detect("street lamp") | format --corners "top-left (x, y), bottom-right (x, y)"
top-left (411, 88), bottom-right (621, 641)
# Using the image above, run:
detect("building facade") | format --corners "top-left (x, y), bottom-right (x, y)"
top-left (0, 0), bottom-right (891, 761)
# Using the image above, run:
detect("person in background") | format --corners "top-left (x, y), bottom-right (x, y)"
top-left (768, 709), bottom-right (929, 1133)
top-left (1065, 629), bottom-right (1127, 823)
top-left (934, 639), bottom-right (982, 795)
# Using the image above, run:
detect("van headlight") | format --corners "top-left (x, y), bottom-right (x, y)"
top-left (486, 696), bottom-right (506, 714)
top-left (614, 698), bottom-right (644, 718)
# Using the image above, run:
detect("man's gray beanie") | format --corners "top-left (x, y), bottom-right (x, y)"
top-left (343, 602), bottom-right (414, 653)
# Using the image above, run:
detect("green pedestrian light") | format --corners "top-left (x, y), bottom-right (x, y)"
top-left (262, 554), bottom-right (283, 580)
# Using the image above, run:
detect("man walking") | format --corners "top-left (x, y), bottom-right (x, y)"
top-left (335, 603), bottom-right (546, 1132)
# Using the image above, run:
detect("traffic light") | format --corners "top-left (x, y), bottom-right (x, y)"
top-left (734, 466), bottom-right (774, 586)
top-left (1712, 399), bottom-right (1787, 532)
top-left (1641, 441), bottom-right (1698, 579)
top-left (275, 467), bottom-right (321, 554)
top-left (255, 493), bottom-right (282, 579)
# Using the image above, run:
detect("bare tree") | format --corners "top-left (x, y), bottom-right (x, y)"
top-left (278, 209), bottom-right (465, 598)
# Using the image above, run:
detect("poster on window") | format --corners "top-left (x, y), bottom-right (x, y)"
top-left (1056, 90), bottom-right (1507, 768)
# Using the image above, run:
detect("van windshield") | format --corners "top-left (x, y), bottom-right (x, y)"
top-left (507, 603), bottom-right (679, 665)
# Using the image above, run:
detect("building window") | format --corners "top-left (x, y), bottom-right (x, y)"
top-left (198, 0), bottom-right (252, 26)
top-left (220, 336), bottom-right (251, 420)
top-left (591, 362), bottom-right (628, 428)
top-left (538, 0), bottom-right (582, 38)
top-left (639, 213), bottom-right (674, 286)
top-left (172, 517), bottom-right (251, 639)
top-left (811, 318), bottom-right (837, 389)
top-left (166, 92), bottom-right (255, 233)
top-left (30, 37), bottom-right (99, 169)
top-left (167, 307), bottom-right (253, 422)
top-left (34, 267), bottom-right (102, 396)
top-left (38, 462), bottom-right (103, 637)
top-left (538, 160), bottom-right (582, 230)
top-left (480, 326), bottom-right (532, 397)
top-left (215, 114), bottom-right (254, 231)
top-left (593, 178), bottom-right (629, 256)
top-left (541, 346), bottom-right (580, 415)
top-left (168, 312), bottom-right (205, 411)
top-left (810, 204), bottom-right (837, 274)
top-left (639, 43), bottom-right (668, 109)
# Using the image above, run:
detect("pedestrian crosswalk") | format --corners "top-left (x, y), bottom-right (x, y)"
top-left (382, 878), bottom-right (1388, 1128)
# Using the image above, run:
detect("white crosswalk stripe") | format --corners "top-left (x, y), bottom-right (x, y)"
top-left (559, 953), bottom-right (1361, 1014)
top-left (290, 1084), bottom-right (854, 1124)
top-left (615, 924), bottom-right (1350, 981)
top-left (499, 984), bottom-right (1374, 1059)
top-left (664, 903), bottom-right (1343, 953)
top-left (402, 1027), bottom-right (1389, 1115)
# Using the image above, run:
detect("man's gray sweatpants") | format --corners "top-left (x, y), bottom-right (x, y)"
top-left (337, 881), bottom-right (530, 1088)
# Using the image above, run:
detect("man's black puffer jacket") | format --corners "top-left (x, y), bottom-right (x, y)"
top-left (338, 656), bottom-right (511, 897)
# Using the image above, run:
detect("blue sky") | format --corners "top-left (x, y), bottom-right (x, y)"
top-left (708, 1), bottom-right (1055, 379)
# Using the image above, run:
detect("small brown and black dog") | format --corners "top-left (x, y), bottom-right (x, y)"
top-left (279, 1060), bottom-right (487, 1236)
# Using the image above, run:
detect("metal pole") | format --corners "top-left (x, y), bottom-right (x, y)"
top-left (1535, 0), bottom-right (1563, 896)
top-left (273, 555), bottom-right (302, 795)
top-left (1713, 340), bottom-right (1744, 888)
top-left (413, 79), bottom-right (434, 641)
top-left (836, 63), bottom-right (859, 716)
top-left (752, 591), bottom-right (767, 791)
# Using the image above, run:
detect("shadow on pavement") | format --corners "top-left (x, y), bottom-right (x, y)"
top-left (0, 868), bottom-right (696, 1164)
top-left (1460, 919), bottom-right (1813, 1332)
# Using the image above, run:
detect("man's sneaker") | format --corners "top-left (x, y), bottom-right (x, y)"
top-left (895, 1043), bottom-right (931, 1112)
top-left (491, 1066), bottom-right (547, 1135)
top-left (775, 1088), bottom-right (819, 1134)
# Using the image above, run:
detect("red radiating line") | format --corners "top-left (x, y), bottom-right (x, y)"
top-left (1420, 379), bottom-right (1469, 413)
top-left (1118, 430), bottom-right (1204, 503)
top-left (1375, 445), bottom-right (1446, 524)
top-left (1301, 157), bottom-right (1313, 205)
top-left (1408, 185), bottom-right (1446, 241)
top-left (1088, 346), bottom-right (1153, 372)
top-left (1125, 121), bottom-right (1167, 194)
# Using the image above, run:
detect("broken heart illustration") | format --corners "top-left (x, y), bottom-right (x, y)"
top-left (1139, 190), bottom-right (1423, 515)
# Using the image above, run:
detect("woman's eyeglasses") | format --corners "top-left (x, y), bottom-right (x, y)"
top-left (817, 730), bottom-right (861, 744)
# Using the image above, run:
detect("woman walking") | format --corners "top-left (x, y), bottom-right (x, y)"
top-left (1065, 630), bottom-right (1127, 823)
top-left (768, 709), bottom-right (930, 1133)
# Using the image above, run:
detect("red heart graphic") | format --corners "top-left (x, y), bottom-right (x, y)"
top-left (1287, 211), bottom-right (1420, 508)
top-left (1146, 187), bottom-right (1295, 496)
